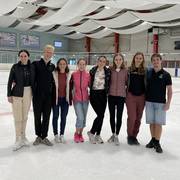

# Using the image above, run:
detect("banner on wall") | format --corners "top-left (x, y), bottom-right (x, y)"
top-left (0, 32), bottom-right (16, 47)
top-left (20, 34), bottom-right (40, 49)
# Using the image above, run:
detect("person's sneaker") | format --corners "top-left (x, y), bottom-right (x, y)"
top-left (59, 135), bottom-right (66, 144)
top-left (133, 137), bottom-right (140, 145)
top-left (127, 136), bottom-right (140, 145)
top-left (95, 135), bottom-right (104, 144)
top-left (154, 142), bottom-right (163, 153)
top-left (127, 136), bottom-right (134, 145)
top-left (22, 137), bottom-right (30, 147)
top-left (41, 138), bottom-right (53, 146)
top-left (33, 137), bottom-right (42, 145)
top-left (87, 131), bottom-right (96, 144)
top-left (114, 135), bottom-right (120, 146)
top-left (74, 133), bottom-right (80, 143)
top-left (54, 135), bottom-right (60, 143)
top-left (79, 134), bottom-right (84, 143)
top-left (13, 138), bottom-right (23, 151)
top-left (107, 134), bottom-right (115, 143)
top-left (146, 138), bottom-right (155, 148)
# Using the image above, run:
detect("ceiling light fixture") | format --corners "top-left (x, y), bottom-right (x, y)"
top-left (17, 6), bottom-right (24, 9)
top-left (105, 6), bottom-right (110, 9)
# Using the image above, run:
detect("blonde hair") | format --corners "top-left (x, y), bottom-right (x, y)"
top-left (44, 44), bottom-right (55, 52)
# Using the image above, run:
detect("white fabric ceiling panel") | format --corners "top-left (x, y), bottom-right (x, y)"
top-left (72, 20), bottom-right (101, 33)
top-left (14, 22), bottom-right (33, 31)
top-left (149, 22), bottom-right (180, 27)
top-left (0, 0), bottom-right (23, 15)
top-left (65, 33), bottom-right (85, 39)
top-left (132, 3), bottom-right (165, 10)
top-left (86, 8), bottom-right (121, 20)
top-left (0, 16), bottom-right (17, 27)
top-left (111, 22), bottom-right (152, 34)
top-left (11, 2), bottom-right (38, 19)
top-left (94, 12), bottom-right (139, 28)
top-left (78, 2), bottom-right (101, 16)
top-left (93, 0), bottom-right (150, 9)
top-left (27, 10), bottom-right (56, 26)
top-left (61, 17), bottom-right (84, 26)
top-left (87, 29), bottom-right (113, 39)
top-left (50, 26), bottom-right (73, 35)
top-left (36, 0), bottom-right (99, 25)
top-left (34, 25), bottom-right (55, 32)
top-left (148, 0), bottom-right (180, 3)
top-left (132, 5), bottom-right (180, 22)
top-left (41, 0), bottom-right (67, 8)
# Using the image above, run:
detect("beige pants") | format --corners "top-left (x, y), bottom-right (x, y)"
top-left (12, 87), bottom-right (32, 140)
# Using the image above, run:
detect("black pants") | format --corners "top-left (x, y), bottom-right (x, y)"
top-left (90, 90), bottom-right (107, 135)
top-left (33, 94), bottom-right (52, 139)
top-left (108, 95), bottom-right (125, 135)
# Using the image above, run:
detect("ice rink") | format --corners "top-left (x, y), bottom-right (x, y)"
top-left (0, 71), bottom-right (180, 180)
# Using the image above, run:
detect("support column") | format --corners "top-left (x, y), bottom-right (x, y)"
top-left (85, 37), bottom-right (91, 64)
top-left (114, 33), bottom-right (119, 53)
top-left (153, 28), bottom-right (159, 53)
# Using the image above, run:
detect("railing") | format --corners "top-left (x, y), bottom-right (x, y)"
top-left (0, 50), bottom-right (180, 68)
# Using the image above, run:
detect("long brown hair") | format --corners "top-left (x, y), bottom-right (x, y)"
top-left (56, 58), bottom-right (69, 73)
top-left (111, 53), bottom-right (126, 70)
top-left (129, 52), bottom-right (145, 74)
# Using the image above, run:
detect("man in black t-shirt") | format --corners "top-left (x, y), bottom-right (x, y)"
top-left (145, 53), bottom-right (172, 153)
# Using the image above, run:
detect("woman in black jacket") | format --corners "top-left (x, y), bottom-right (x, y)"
top-left (87, 56), bottom-right (111, 144)
top-left (7, 49), bottom-right (35, 151)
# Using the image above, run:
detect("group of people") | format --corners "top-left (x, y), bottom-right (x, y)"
top-left (7, 44), bottom-right (172, 154)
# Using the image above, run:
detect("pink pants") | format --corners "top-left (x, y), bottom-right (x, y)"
top-left (126, 92), bottom-right (145, 137)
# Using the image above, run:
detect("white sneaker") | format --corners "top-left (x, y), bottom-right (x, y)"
top-left (54, 135), bottom-right (60, 143)
top-left (107, 134), bottom-right (115, 143)
top-left (87, 131), bottom-right (96, 144)
top-left (95, 135), bottom-right (104, 144)
top-left (114, 135), bottom-right (120, 146)
top-left (59, 135), bottom-right (66, 143)
top-left (13, 138), bottom-right (23, 151)
top-left (22, 137), bottom-right (30, 147)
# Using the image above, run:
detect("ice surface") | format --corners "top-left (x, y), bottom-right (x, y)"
top-left (0, 71), bottom-right (180, 180)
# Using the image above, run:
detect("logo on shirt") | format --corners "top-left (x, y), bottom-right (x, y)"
top-left (159, 74), bottom-right (163, 79)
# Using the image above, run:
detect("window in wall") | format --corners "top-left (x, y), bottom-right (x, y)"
top-left (69, 58), bottom-right (76, 65)
top-left (54, 41), bottom-right (62, 48)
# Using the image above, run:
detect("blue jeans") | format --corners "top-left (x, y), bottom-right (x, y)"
top-left (145, 101), bottom-right (166, 125)
top-left (74, 101), bottom-right (89, 128)
top-left (52, 97), bottom-right (69, 135)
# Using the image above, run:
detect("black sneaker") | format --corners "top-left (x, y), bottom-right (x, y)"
top-left (127, 136), bottom-right (134, 145)
top-left (127, 136), bottom-right (140, 145)
top-left (154, 143), bottom-right (163, 153)
top-left (146, 139), bottom-right (155, 148)
top-left (133, 137), bottom-right (140, 145)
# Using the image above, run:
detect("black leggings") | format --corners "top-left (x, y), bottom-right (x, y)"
top-left (108, 95), bottom-right (125, 135)
top-left (90, 90), bottom-right (107, 135)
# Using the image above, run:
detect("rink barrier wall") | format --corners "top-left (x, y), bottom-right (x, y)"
top-left (0, 63), bottom-right (179, 77)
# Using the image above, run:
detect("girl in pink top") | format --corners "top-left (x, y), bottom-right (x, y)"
top-left (69, 59), bottom-right (90, 143)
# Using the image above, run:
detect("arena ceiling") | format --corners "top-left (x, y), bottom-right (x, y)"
top-left (0, 0), bottom-right (180, 39)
